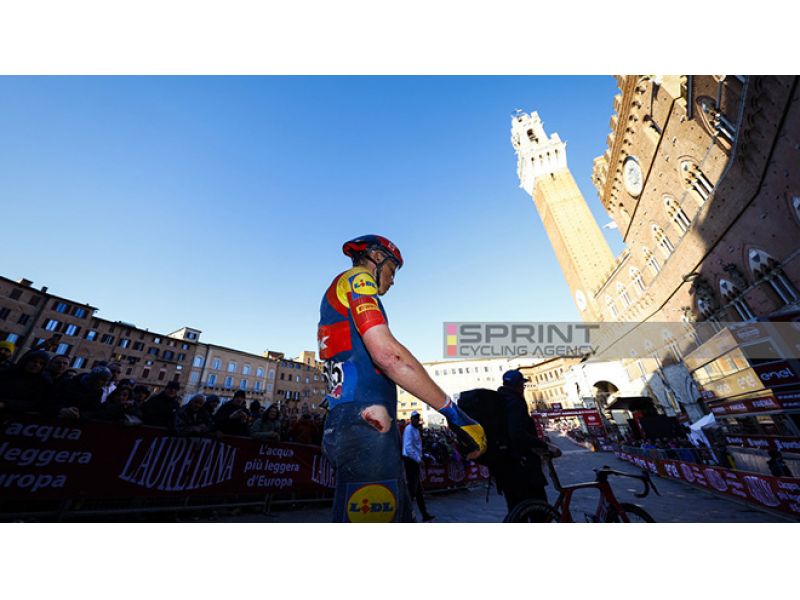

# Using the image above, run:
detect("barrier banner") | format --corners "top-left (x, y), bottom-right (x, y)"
top-left (614, 450), bottom-right (800, 519)
top-left (420, 461), bottom-right (490, 489)
top-left (723, 434), bottom-right (800, 453)
top-left (0, 416), bottom-right (336, 500)
top-left (0, 416), bottom-right (487, 503)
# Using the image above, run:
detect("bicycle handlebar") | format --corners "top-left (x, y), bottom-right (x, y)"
top-left (592, 465), bottom-right (660, 498)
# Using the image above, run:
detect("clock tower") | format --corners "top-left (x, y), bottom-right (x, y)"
top-left (511, 111), bottom-right (616, 320)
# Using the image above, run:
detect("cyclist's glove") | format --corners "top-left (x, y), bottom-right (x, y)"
top-left (439, 396), bottom-right (487, 460)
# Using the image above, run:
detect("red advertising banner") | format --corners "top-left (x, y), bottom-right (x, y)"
top-left (614, 450), bottom-right (800, 519)
top-left (0, 417), bottom-right (486, 504)
top-left (707, 393), bottom-right (782, 416)
top-left (583, 412), bottom-right (602, 427)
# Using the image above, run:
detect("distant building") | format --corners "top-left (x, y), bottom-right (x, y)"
top-left (397, 357), bottom-right (531, 426)
top-left (274, 355), bottom-right (326, 416)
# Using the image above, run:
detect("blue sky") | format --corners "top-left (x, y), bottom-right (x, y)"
top-left (1, 76), bottom-right (623, 362)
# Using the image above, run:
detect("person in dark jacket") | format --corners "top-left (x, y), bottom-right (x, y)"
top-left (53, 366), bottom-right (111, 421)
top-left (133, 385), bottom-right (151, 407)
top-left (0, 340), bottom-right (17, 373)
top-left (493, 370), bottom-right (561, 513)
top-left (43, 354), bottom-right (70, 385)
top-left (214, 391), bottom-right (251, 436)
top-left (203, 394), bottom-right (221, 419)
top-left (100, 384), bottom-right (143, 426)
top-left (0, 349), bottom-right (52, 415)
top-left (141, 380), bottom-right (181, 428)
top-left (767, 449), bottom-right (793, 477)
top-left (173, 393), bottom-right (216, 436)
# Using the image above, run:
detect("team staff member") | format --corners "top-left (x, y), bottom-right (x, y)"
top-left (495, 370), bottom-right (561, 512)
top-left (402, 411), bottom-right (435, 522)
top-left (318, 235), bottom-right (486, 522)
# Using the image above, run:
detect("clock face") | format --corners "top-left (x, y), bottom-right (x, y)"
top-left (623, 156), bottom-right (643, 197)
top-left (575, 290), bottom-right (587, 311)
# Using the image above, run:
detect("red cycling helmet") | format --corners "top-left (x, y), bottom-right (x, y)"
top-left (342, 235), bottom-right (404, 269)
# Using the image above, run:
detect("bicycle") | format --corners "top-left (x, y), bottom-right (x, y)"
top-left (503, 455), bottom-right (659, 523)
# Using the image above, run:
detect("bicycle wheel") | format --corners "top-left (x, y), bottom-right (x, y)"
top-left (503, 500), bottom-right (559, 523)
top-left (605, 502), bottom-right (655, 523)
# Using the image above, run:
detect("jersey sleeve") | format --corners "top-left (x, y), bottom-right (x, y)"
top-left (345, 270), bottom-right (387, 335)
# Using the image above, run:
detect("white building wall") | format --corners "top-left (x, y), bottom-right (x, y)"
top-left (398, 357), bottom-right (529, 427)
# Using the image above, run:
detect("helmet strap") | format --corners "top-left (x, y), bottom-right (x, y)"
top-left (361, 250), bottom-right (395, 291)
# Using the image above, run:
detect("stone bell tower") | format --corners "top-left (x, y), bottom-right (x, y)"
top-left (511, 111), bottom-right (616, 319)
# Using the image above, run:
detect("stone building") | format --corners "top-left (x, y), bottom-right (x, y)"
top-left (183, 338), bottom-right (277, 406)
top-left (520, 356), bottom-right (583, 412)
top-left (274, 356), bottom-right (326, 416)
top-left (0, 276), bottom-right (198, 392)
top-left (514, 76), bottom-right (800, 438)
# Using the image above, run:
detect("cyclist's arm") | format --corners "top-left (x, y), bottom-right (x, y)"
top-left (362, 324), bottom-right (448, 410)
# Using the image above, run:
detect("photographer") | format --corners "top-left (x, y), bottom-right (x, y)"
top-left (214, 390), bottom-right (251, 436)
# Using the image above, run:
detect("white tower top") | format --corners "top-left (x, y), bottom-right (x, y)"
top-left (510, 111), bottom-right (568, 195)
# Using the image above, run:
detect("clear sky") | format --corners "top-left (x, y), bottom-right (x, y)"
top-left (1, 76), bottom-right (624, 362)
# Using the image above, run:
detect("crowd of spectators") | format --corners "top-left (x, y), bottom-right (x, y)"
top-left (0, 343), bottom-right (324, 444)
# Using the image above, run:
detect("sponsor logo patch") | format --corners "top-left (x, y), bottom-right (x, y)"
top-left (356, 302), bottom-right (380, 314)
top-left (346, 483), bottom-right (397, 523)
top-left (352, 273), bottom-right (378, 295)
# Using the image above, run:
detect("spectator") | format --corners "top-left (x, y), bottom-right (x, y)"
top-left (677, 439), bottom-right (695, 462)
top-left (101, 361), bottom-right (122, 403)
top-left (312, 413), bottom-right (324, 445)
top-left (0, 349), bottom-right (52, 415)
top-left (250, 404), bottom-right (282, 441)
top-left (142, 380), bottom-right (182, 427)
top-left (214, 392), bottom-right (251, 436)
top-left (173, 394), bottom-right (216, 436)
top-left (43, 354), bottom-right (70, 385)
top-left (0, 340), bottom-right (17, 373)
top-left (767, 449), bottom-right (793, 477)
top-left (100, 385), bottom-right (143, 426)
top-left (133, 385), bottom-right (151, 407)
top-left (289, 413), bottom-right (317, 444)
top-left (402, 411), bottom-right (435, 522)
top-left (54, 366), bottom-right (111, 421)
top-left (249, 399), bottom-right (263, 419)
top-left (203, 394), bottom-right (221, 418)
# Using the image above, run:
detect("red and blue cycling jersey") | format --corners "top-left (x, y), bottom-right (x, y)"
top-left (317, 267), bottom-right (396, 412)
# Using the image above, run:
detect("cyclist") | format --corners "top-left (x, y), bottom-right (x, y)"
top-left (317, 234), bottom-right (486, 522)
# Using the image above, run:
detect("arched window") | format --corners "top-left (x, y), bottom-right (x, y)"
top-left (680, 159), bottom-right (714, 206)
top-left (748, 248), bottom-right (799, 305)
top-left (617, 282), bottom-right (631, 308)
top-left (630, 267), bottom-right (645, 294)
top-left (605, 295), bottom-right (618, 320)
top-left (720, 279), bottom-right (755, 321)
top-left (643, 247), bottom-right (661, 276)
top-left (620, 206), bottom-right (631, 224)
top-left (664, 196), bottom-right (692, 234)
top-left (652, 224), bottom-right (675, 258)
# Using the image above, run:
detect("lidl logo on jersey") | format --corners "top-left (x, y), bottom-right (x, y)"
top-left (352, 273), bottom-right (378, 295)
top-left (346, 483), bottom-right (397, 522)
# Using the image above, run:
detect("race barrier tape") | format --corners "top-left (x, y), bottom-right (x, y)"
top-left (0, 416), bottom-right (486, 504)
